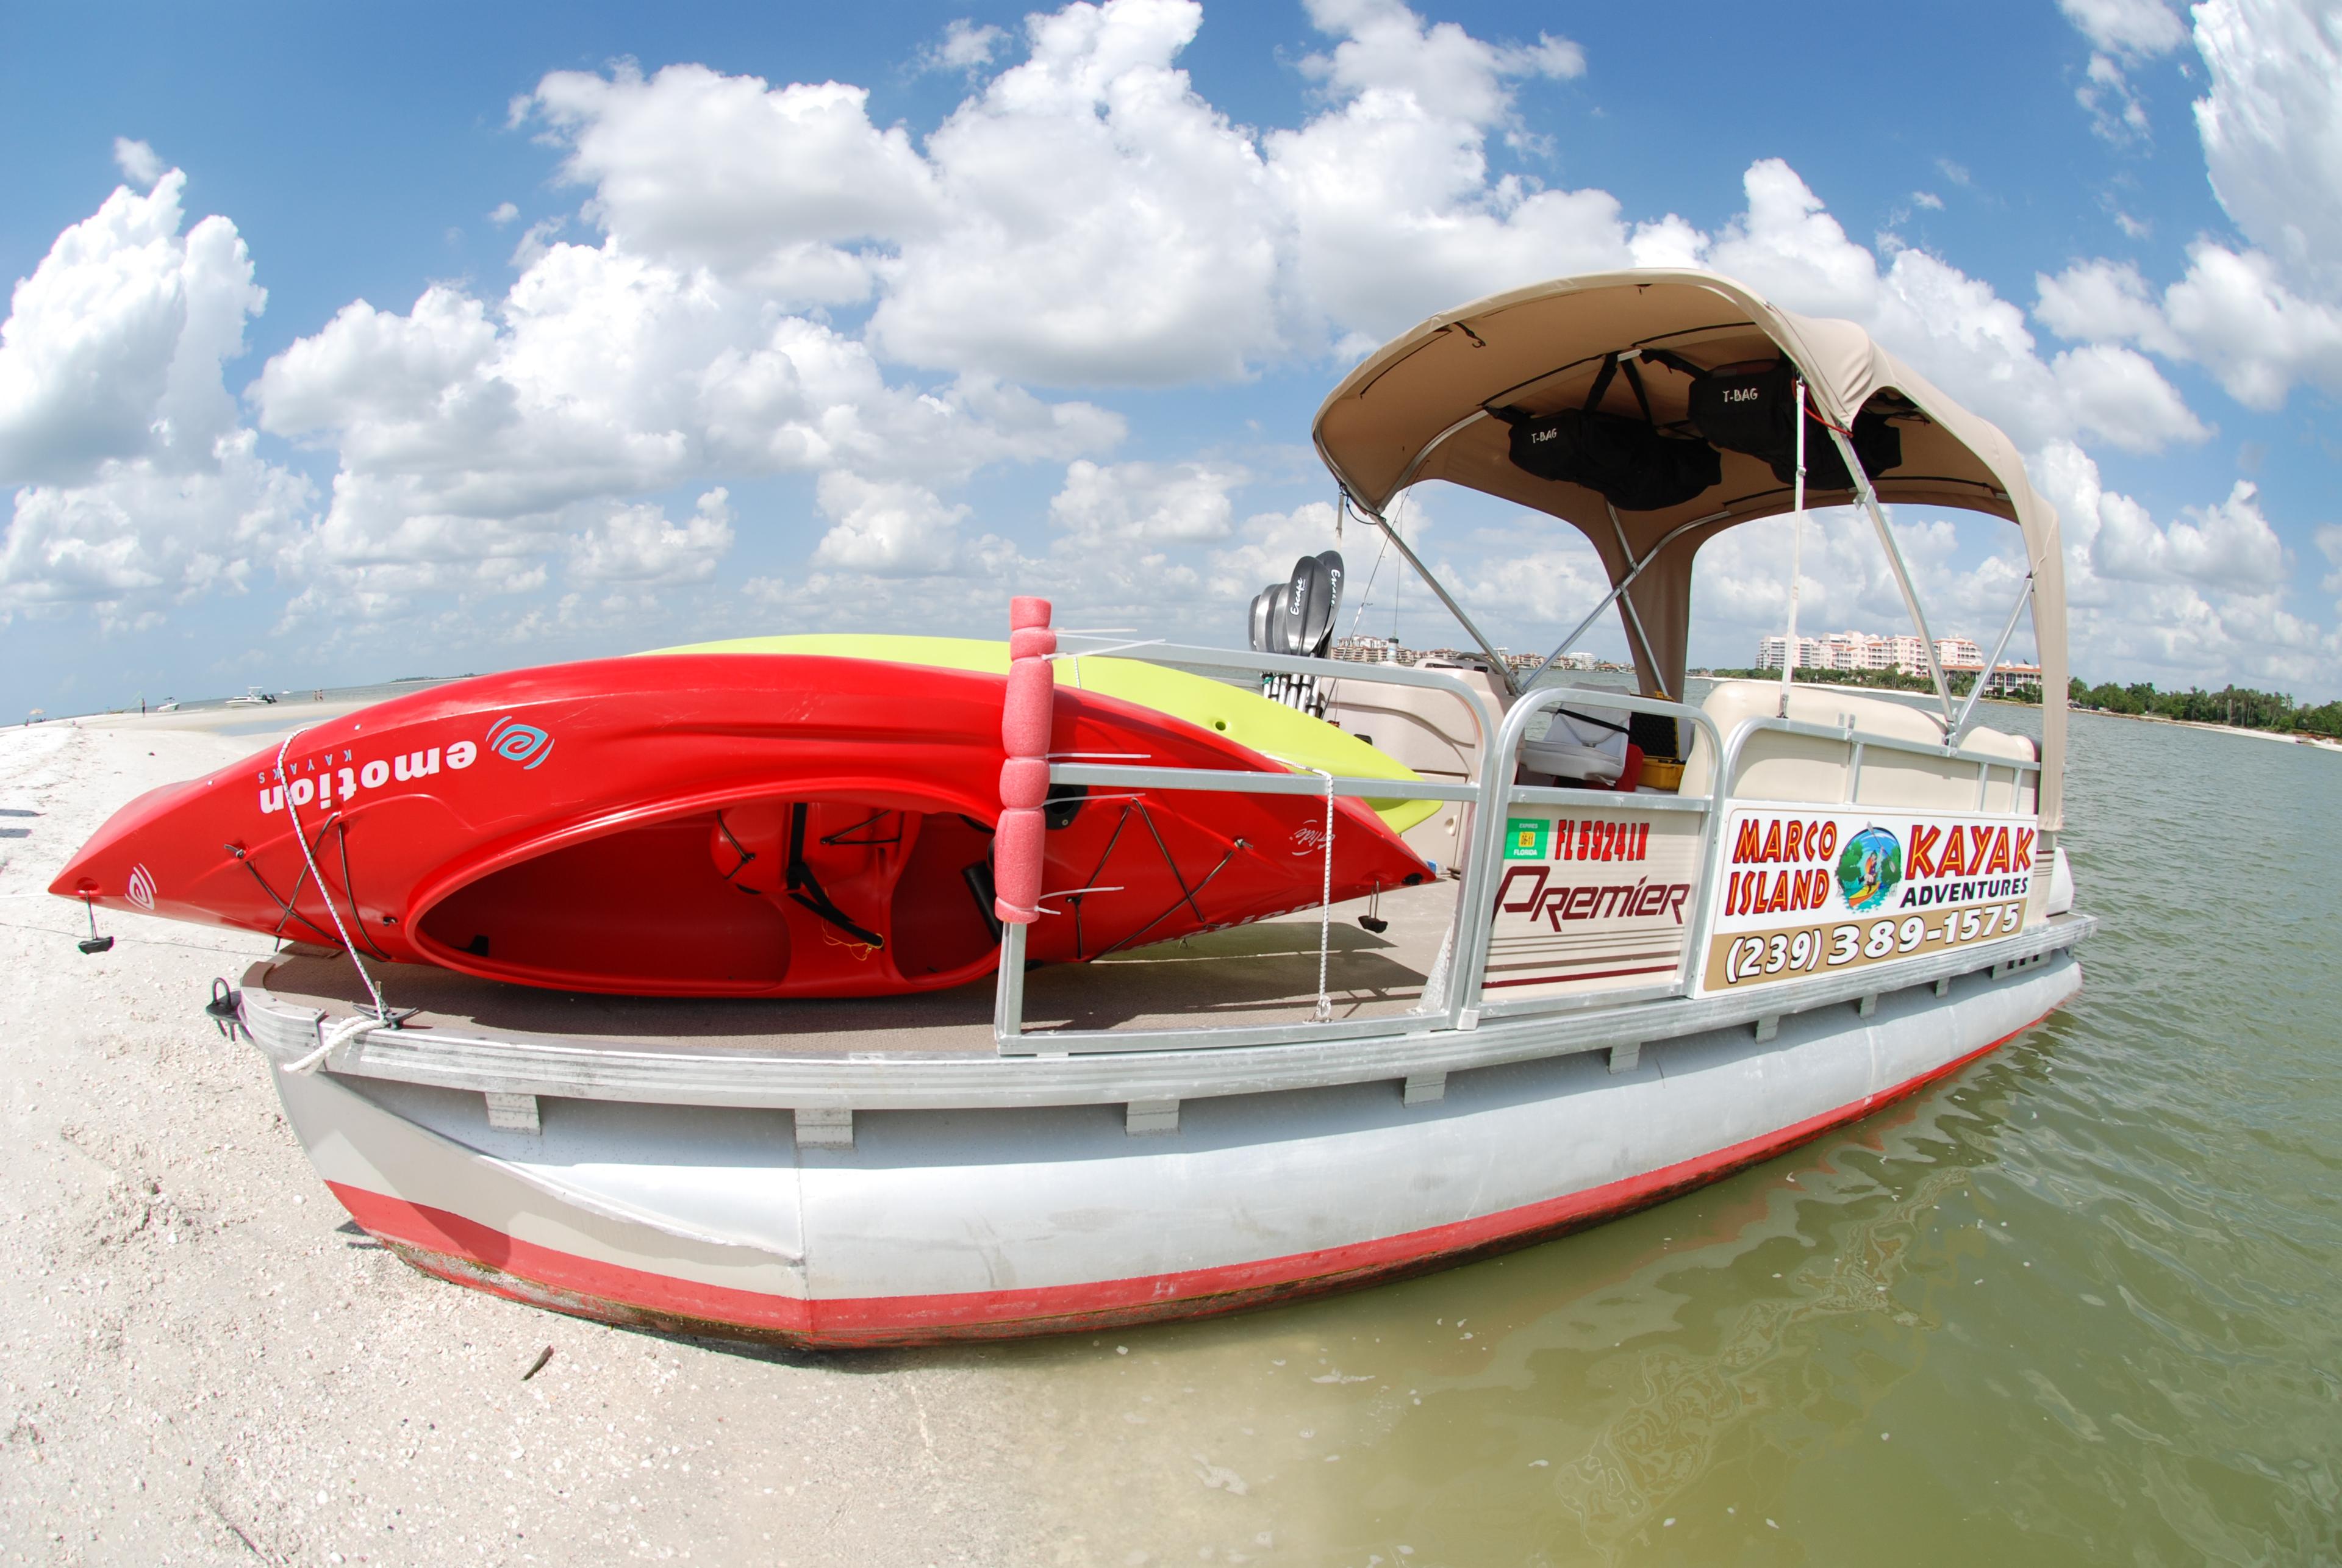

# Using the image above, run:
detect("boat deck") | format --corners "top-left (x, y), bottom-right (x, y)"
top-left (253, 881), bottom-right (1458, 1059)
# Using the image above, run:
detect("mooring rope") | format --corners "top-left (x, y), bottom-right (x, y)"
top-left (274, 726), bottom-right (390, 1073)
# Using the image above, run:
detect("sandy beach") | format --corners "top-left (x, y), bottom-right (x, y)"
top-left (0, 717), bottom-right (1064, 1566)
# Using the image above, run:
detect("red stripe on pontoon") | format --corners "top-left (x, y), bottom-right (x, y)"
top-left (328, 1004), bottom-right (2057, 1343)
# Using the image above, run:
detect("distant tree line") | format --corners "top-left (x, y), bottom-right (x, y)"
top-left (2067, 679), bottom-right (2342, 737)
top-left (1694, 667), bottom-right (2342, 737)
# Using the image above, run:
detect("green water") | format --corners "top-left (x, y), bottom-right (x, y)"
top-left (976, 709), bottom-right (2342, 1565)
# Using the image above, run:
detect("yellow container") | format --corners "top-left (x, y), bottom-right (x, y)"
top-left (1640, 757), bottom-right (1686, 792)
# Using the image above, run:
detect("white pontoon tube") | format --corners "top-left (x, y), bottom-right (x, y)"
top-left (1312, 268), bottom-right (2071, 834)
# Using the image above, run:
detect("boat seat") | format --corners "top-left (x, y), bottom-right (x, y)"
top-left (1517, 703), bottom-right (1630, 784)
top-left (1679, 680), bottom-right (2036, 812)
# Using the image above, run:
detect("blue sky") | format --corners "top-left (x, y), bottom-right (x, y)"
top-left (3, 0), bottom-right (2337, 715)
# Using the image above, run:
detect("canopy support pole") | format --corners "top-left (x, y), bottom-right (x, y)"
top-left (1521, 509), bottom-right (1733, 688)
top-left (1951, 573), bottom-right (2036, 743)
top-left (1778, 381), bottom-right (1808, 717)
top-left (1345, 493), bottom-right (1521, 698)
top-left (1827, 426), bottom-right (1956, 731)
top-left (1604, 503), bottom-right (1672, 699)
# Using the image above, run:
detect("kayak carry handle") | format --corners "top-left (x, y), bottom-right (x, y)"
top-left (995, 596), bottom-right (1054, 927)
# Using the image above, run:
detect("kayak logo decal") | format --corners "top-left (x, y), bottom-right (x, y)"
top-left (126, 864), bottom-right (156, 911)
top-left (1835, 825), bottom-right (1902, 912)
top-left (485, 716), bottom-right (556, 771)
top-left (256, 739), bottom-right (478, 815)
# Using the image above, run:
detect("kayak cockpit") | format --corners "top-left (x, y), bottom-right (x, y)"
top-left (412, 799), bottom-right (1003, 998)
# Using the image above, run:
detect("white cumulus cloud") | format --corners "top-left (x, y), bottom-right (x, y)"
top-left (922, 19), bottom-right (1009, 74)
top-left (2058, 0), bottom-right (2186, 141)
top-left (1049, 458), bottom-right (1244, 546)
top-left (1689, 162), bottom-right (2207, 456)
top-left (2041, 0), bottom-right (2342, 411)
top-left (2032, 440), bottom-right (2332, 687)
top-left (2039, 244), bottom-right (2342, 409)
top-left (112, 137), bottom-right (167, 189)
top-left (809, 471), bottom-right (973, 575)
top-left (0, 171), bottom-right (264, 487)
top-left (2193, 0), bottom-right (2342, 295)
top-left (526, 62), bottom-right (939, 303)
top-left (0, 170), bottom-right (313, 628)
top-left (870, 0), bottom-right (1285, 384)
top-left (251, 238), bottom-right (1120, 620)
top-left (568, 488), bottom-right (736, 585)
top-left (2060, 0), bottom-right (2188, 56)
top-left (1298, 0), bottom-right (1582, 123)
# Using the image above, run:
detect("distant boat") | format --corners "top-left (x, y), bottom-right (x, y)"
top-left (224, 687), bottom-right (278, 707)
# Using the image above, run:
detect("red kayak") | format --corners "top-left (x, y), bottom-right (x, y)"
top-left (52, 654), bottom-right (1429, 998)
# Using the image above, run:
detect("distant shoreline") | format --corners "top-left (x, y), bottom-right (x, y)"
top-left (2071, 704), bottom-right (2342, 751)
top-left (1692, 673), bottom-right (2342, 753)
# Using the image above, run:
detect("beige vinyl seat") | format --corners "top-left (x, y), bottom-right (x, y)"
top-left (1680, 680), bottom-right (2036, 812)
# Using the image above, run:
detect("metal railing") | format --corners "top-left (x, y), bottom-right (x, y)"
top-left (994, 643), bottom-right (1495, 1054)
top-left (990, 650), bottom-right (2053, 1055)
top-left (996, 645), bottom-right (1695, 1051)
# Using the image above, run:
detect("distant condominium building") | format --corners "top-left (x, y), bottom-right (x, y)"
top-left (1760, 629), bottom-right (1993, 678)
top-left (1757, 630), bottom-right (1893, 671)
top-left (1823, 631), bottom-right (1893, 671)
top-left (1330, 634), bottom-right (1409, 664)
top-left (1756, 634), bottom-right (1828, 671)
top-left (1939, 659), bottom-right (2044, 695)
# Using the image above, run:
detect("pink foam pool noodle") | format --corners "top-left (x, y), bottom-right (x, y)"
top-left (995, 597), bottom-right (1055, 925)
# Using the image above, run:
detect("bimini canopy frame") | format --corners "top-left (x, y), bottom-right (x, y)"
top-left (1311, 268), bottom-right (2070, 832)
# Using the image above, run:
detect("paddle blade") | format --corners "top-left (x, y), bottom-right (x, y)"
top-left (1303, 550), bottom-right (1342, 655)
top-left (1281, 556), bottom-right (1320, 656)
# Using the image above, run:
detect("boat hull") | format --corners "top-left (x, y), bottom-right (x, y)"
top-left (265, 953), bottom-right (2080, 1346)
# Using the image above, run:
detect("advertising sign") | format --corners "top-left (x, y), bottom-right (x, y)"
top-left (1483, 809), bottom-right (1703, 1001)
top-left (1697, 806), bottom-right (2037, 993)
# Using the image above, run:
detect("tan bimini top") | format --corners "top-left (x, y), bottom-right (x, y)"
top-left (1311, 268), bottom-right (2070, 831)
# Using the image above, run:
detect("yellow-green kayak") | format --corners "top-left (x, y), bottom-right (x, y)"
top-left (644, 634), bottom-right (1437, 834)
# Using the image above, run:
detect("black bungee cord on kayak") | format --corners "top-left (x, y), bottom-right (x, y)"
top-left (784, 804), bottom-right (887, 950)
top-left (76, 893), bottom-right (113, 954)
top-left (1076, 800), bottom-right (1251, 961)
